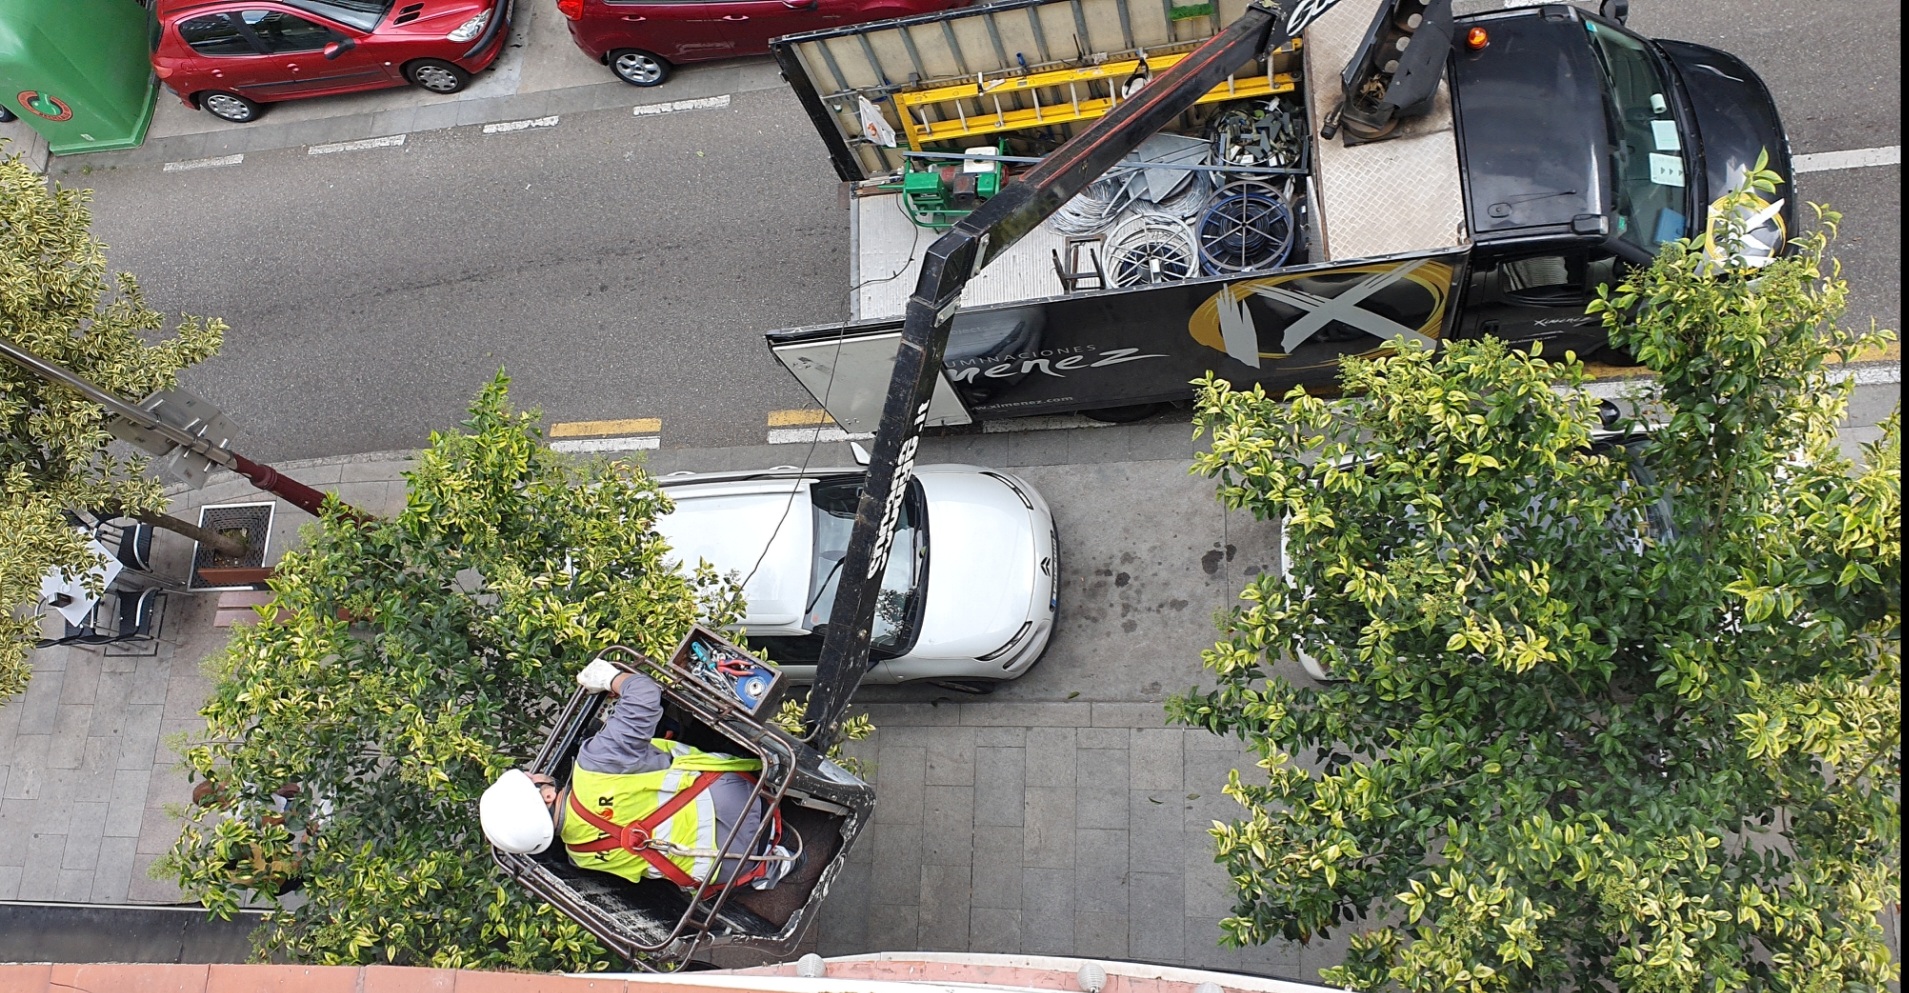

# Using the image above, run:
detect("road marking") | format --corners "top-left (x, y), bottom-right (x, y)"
top-left (766, 409), bottom-right (874, 444)
top-left (308, 134), bottom-right (406, 155)
top-left (550, 417), bottom-right (661, 438)
top-left (767, 409), bottom-right (832, 427)
top-left (1848, 361), bottom-right (1901, 386)
top-left (632, 95), bottom-right (731, 117)
top-left (769, 426), bottom-right (874, 444)
top-left (163, 153), bottom-right (243, 172)
top-left (1792, 145), bottom-right (1900, 174)
top-left (1582, 359), bottom-right (1899, 399)
top-left (982, 415), bottom-right (1119, 433)
top-left (483, 115), bottom-right (559, 135)
top-left (551, 436), bottom-right (662, 453)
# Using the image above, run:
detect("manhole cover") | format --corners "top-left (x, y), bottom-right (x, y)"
top-left (188, 502), bottom-right (275, 591)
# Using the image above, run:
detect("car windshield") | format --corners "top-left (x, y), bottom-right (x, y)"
top-left (281, 0), bottom-right (394, 31)
top-left (1583, 18), bottom-right (1691, 256)
top-left (805, 476), bottom-right (926, 655)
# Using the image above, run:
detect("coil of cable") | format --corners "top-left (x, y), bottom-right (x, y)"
top-left (1197, 181), bottom-right (1295, 275)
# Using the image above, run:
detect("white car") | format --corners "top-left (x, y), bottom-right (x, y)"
top-left (655, 464), bottom-right (1059, 688)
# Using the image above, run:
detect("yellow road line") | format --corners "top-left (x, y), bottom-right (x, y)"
top-left (549, 417), bottom-right (661, 438)
top-left (767, 409), bottom-right (834, 427)
top-left (1583, 361), bottom-right (1649, 379)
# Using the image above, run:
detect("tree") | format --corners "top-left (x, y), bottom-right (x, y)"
top-left (1, 145), bottom-right (227, 700)
top-left (1170, 171), bottom-right (1900, 991)
top-left (161, 373), bottom-right (745, 971)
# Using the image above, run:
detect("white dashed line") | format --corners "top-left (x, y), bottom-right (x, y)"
top-left (308, 134), bottom-right (406, 155)
top-left (483, 115), bottom-right (560, 134)
top-left (768, 426), bottom-right (874, 445)
top-left (163, 153), bottom-right (244, 172)
top-left (1792, 145), bottom-right (1900, 174)
top-left (1583, 360), bottom-right (1899, 400)
top-left (633, 95), bottom-right (731, 117)
top-left (1848, 362), bottom-right (1902, 386)
top-left (550, 435), bottom-right (662, 453)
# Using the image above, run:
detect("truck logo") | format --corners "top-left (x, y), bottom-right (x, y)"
top-left (17, 91), bottom-right (74, 122)
top-left (867, 399), bottom-right (932, 580)
top-left (1280, 0), bottom-right (1345, 35)
top-left (1187, 259), bottom-right (1453, 367)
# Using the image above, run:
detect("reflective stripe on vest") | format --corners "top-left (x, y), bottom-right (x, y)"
top-left (560, 739), bottom-right (763, 886)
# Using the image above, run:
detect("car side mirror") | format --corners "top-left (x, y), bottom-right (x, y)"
top-left (1599, 0), bottom-right (1628, 23)
top-left (323, 37), bottom-right (356, 60)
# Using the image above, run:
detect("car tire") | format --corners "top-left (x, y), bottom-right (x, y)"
top-left (0, 103), bottom-right (15, 123)
top-left (198, 91), bottom-right (262, 123)
top-left (405, 59), bottom-right (471, 94)
top-left (610, 49), bottom-right (670, 87)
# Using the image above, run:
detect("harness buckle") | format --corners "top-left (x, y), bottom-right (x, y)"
top-left (620, 823), bottom-right (654, 851)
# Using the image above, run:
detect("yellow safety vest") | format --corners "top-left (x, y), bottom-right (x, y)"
top-left (561, 739), bottom-right (761, 886)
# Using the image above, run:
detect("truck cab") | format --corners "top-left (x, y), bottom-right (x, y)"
top-left (1450, 4), bottom-right (1793, 347)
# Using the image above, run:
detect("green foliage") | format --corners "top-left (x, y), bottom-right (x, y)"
top-left (0, 146), bottom-right (223, 700)
top-left (160, 372), bottom-right (742, 971)
top-left (769, 696), bottom-right (875, 776)
top-left (1172, 170), bottom-right (1900, 991)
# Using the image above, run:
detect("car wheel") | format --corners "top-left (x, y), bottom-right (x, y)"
top-left (405, 59), bottom-right (471, 94)
top-left (199, 91), bottom-right (262, 123)
top-left (610, 49), bottom-right (670, 87)
top-left (0, 103), bottom-right (15, 122)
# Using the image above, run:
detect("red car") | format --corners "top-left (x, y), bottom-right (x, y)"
top-left (151, 0), bottom-right (512, 123)
top-left (556, 0), bottom-right (966, 87)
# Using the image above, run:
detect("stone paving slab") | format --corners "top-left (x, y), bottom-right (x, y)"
top-left (5, 408), bottom-right (1898, 972)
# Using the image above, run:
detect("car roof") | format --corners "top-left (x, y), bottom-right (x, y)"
top-left (156, 0), bottom-right (247, 16)
top-left (654, 477), bottom-right (820, 631)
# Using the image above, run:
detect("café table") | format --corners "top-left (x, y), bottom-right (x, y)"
top-left (37, 536), bottom-right (125, 627)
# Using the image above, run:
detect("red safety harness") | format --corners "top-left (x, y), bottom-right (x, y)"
top-left (565, 772), bottom-right (781, 889)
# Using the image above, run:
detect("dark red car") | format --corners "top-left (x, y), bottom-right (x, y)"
top-left (151, 0), bottom-right (512, 123)
top-left (556, 0), bottom-right (966, 87)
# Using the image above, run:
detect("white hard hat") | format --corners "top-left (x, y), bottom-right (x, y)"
top-left (480, 769), bottom-right (555, 855)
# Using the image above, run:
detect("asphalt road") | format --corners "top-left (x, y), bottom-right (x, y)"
top-left (67, 0), bottom-right (1902, 462)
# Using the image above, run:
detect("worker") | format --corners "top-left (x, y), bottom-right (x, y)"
top-left (479, 660), bottom-right (800, 891)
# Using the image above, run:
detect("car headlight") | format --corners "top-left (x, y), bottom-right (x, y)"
top-left (978, 621), bottom-right (1033, 665)
top-left (447, 9), bottom-right (490, 42)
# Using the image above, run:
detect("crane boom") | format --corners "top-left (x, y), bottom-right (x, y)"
top-left (802, 0), bottom-right (1345, 746)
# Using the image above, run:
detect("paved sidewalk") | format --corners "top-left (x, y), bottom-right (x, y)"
top-left (0, 422), bottom-right (1340, 977)
top-left (4, 404), bottom-right (1901, 972)
top-left (0, 454), bottom-right (413, 907)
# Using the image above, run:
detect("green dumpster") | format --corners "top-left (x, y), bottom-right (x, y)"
top-left (0, 0), bottom-right (157, 154)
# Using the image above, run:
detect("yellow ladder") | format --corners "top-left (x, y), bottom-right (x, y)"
top-left (894, 48), bottom-right (1299, 150)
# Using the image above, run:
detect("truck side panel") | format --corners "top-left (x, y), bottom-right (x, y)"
top-left (770, 248), bottom-right (1468, 421)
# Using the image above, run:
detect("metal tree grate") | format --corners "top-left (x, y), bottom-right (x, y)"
top-left (188, 502), bottom-right (275, 591)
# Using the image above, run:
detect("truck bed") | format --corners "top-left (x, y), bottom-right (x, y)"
top-left (827, 0), bottom-right (1469, 322)
top-left (1302, 0), bottom-right (1466, 260)
top-left (852, 187), bottom-right (1072, 320)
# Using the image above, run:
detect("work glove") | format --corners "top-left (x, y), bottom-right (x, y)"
top-left (577, 659), bottom-right (621, 694)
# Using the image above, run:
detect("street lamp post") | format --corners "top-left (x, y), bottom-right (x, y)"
top-left (0, 334), bottom-right (371, 522)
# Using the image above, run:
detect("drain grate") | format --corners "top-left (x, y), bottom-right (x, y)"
top-left (188, 502), bottom-right (275, 591)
